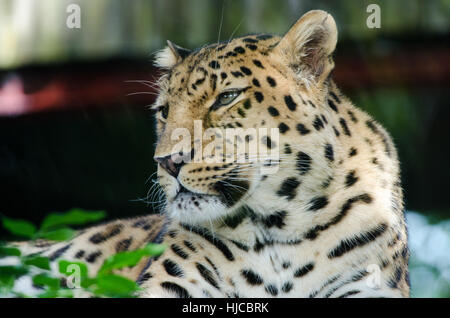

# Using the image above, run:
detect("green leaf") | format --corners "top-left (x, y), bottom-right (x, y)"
top-left (37, 290), bottom-right (58, 298)
top-left (98, 243), bottom-right (165, 275)
top-left (23, 256), bottom-right (50, 270)
top-left (38, 228), bottom-right (76, 241)
top-left (58, 260), bottom-right (88, 278)
top-left (2, 217), bottom-right (36, 238)
top-left (40, 209), bottom-right (106, 231)
top-left (60, 289), bottom-right (75, 298)
top-left (94, 274), bottom-right (139, 297)
top-left (0, 275), bottom-right (15, 291)
top-left (80, 277), bottom-right (97, 289)
top-left (142, 243), bottom-right (166, 256)
top-left (32, 273), bottom-right (60, 290)
top-left (38, 289), bottom-right (74, 298)
top-left (0, 246), bottom-right (21, 257)
top-left (0, 265), bottom-right (29, 280)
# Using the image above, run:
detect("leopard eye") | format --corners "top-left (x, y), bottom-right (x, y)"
top-left (217, 91), bottom-right (240, 105)
top-left (211, 90), bottom-right (241, 110)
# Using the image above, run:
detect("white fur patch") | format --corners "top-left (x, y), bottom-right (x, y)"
top-left (154, 46), bottom-right (178, 69)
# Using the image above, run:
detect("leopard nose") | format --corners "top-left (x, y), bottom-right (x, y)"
top-left (154, 154), bottom-right (185, 178)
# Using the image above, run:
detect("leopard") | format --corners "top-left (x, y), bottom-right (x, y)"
top-left (3, 10), bottom-right (409, 298)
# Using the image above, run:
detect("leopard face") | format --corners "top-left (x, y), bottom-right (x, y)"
top-left (153, 11), bottom-right (338, 225)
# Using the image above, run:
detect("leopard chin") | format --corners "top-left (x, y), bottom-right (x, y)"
top-left (169, 189), bottom-right (228, 224)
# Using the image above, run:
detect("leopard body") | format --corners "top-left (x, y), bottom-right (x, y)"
top-left (5, 10), bottom-right (409, 298)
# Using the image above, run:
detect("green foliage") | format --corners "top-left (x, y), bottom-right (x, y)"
top-left (0, 209), bottom-right (165, 298)
top-left (58, 260), bottom-right (89, 278)
top-left (56, 243), bottom-right (165, 298)
top-left (2, 208), bottom-right (106, 242)
top-left (32, 273), bottom-right (60, 290)
top-left (0, 266), bottom-right (29, 281)
top-left (38, 228), bottom-right (77, 241)
top-left (23, 256), bottom-right (50, 270)
top-left (0, 246), bottom-right (21, 257)
top-left (98, 243), bottom-right (165, 275)
top-left (2, 218), bottom-right (37, 238)
top-left (37, 289), bottom-right (74, 298)
top-left (92, 274), bottom-right (140, 298)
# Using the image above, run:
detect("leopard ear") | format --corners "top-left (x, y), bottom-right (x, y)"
top-left (154, 40), bottom-right (191, 69)
top-left (273, 10), bottom-right (337, 85)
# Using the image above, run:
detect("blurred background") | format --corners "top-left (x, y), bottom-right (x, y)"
top-left (0, 0), bottom-right (449, 297)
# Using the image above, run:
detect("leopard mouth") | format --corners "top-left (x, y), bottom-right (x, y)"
top-left (175, 179), bottom-right (250, 207)
top-left (169, 183), bottom-right (225, 223)
top-left (175, 184), bottom-right (208, 198)
top-left (167, 174), bottom-right (252, 224)
top-left (177, 184), bottom-right (190, 195)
